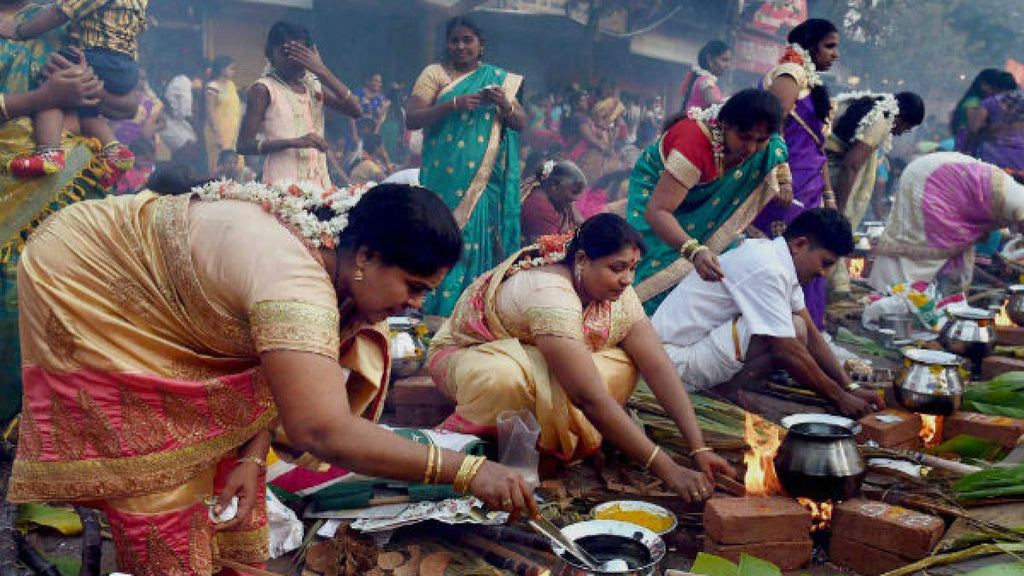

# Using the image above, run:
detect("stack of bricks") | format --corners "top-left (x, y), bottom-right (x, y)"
top-left (389, 375), bottom-right (455, 427)
top-left (830, 499), bottom-right (945, 576)
top-left (857, 410), bottom-right (923, 449)
top-left (703, 497), bottom-right (813, 570)
top-left (942, 411), bottom-right (1024, 449)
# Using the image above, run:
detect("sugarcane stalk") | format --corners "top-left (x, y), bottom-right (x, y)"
top-left (13, 531), bottom-right (61, 576)
top-left (460, 533), bottom-right (547, 576)
top-left (880, 542), bottom-right (1024, 576)
top-left (861, 445), bottom-right (983, 475)
top-left (75, 506), bottom-right (101, 576)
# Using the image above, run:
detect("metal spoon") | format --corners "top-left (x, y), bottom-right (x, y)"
top-left (526, 516), bottom-right (604, 570)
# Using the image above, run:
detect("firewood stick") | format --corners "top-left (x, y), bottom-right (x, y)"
top-left (715, 473), bottom-right (746, 496)
top-left (460, 533), bottom-right (548, 576)
top-left (76, 506), bottom-right (102, 576)
top-left (13, 531), bottom-right (62, 576)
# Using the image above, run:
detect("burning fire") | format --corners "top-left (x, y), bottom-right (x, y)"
top-left (919, 414), bottom-right (943, 447)
top-left (847, 257), bottom-right (866, 278)
top-left (995, 302), bottom-right (1012, 328)
top-left (743, 414), bottom-right (783, 496)
top-left (796, 498), bottom-right (834, 532)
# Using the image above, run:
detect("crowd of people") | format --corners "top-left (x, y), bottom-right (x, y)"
top-left (1, 5), bottom-right (1023, 575)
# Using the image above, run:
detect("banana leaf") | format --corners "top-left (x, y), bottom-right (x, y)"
top-left (965, 563), bottom-right (1024, 576)
top-left (965, 374), bottom-right (1024, 416)
top-left (690, 552), bottom-right (739, 576)
top-left (16, 503), bottom-right (82, 536)
top-left (836, 327), bottom-right (898, 358)
top-left (737, 554), bottom-right (782, 576)
top-left (930, 434), bottom-right (1007, 461)
top-left (954, 465), bottom-right (1024, 502)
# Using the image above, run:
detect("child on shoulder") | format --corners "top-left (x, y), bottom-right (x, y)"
top-left (0, 0), bottom-right (148, 184)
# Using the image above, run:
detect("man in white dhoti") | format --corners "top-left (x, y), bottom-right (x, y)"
top-left (652, 209), bottom-right (883, 418)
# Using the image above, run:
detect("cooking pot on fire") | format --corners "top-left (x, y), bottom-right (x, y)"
top-left (774, 414), bottom-right (865, 502)
top-left (550, 520), bottom-right (665, 576)
top-left (938, 306), bottom-right (996, 380)
top-left (893, 348), bottom-right (964, 415)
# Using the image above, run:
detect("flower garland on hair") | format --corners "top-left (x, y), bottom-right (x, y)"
top-left (835, 91), bottom-right (899, 153)
top-left (507, 232), bottom-right (573, 276)
top-left (541, 160), bottom-right (555, 179)
top-left (780, 44), bottom-right (822, 89)
top-left (687, 103), bottom-right (725, 170)
top-left (192, 179), bottom-right (374, 249)
top-left (691, 64), bottom-right (717, 86)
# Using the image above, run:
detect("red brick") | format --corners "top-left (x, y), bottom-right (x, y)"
top-left (943, 411), bottom-right (1024, 449)
top-left (981, 355), bottom-right (1024, 381)
top-left (390, 376), bottom-right (454, 407)
top-left (996, 326), bottom-right (1024, 347)
top-left (703, 496), bottom-right (811, 545)
top-left (832, 499), bottom-right (944, 559)
top-left (829, 535), bottom-right (909, 576)
top-left (857, 410), bottom-right (922, 448)
top-left (704, 538), bottom-right (812, 571)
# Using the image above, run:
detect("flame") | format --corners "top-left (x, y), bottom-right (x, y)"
top-left (796, 498), bottom-right (834, 532)
top-left (995, 302), bottom-right (1013, 328)
top-left (920, 414), bottom-right (943, 447)
top-left (743, 414), bottom-right (783, 496)
top-left (848, 257), bottom-right (866, 278)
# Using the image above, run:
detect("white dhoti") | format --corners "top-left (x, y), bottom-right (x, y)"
top-left (663, 316), bottom-right (752, 392)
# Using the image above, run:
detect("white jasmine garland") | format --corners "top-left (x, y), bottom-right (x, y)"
top-left (691, 64), bottom-right (717, 86)
top-left (835, 91), bottom-right (899, 153)
top-left (787, 43), bottom-right (822, 89)
top-left (541, 160), bottom-right (555, 178)
top-left (192, 179), bottom-right (374, 249)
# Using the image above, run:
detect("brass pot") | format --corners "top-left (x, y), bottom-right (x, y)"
top-left (894, 348), bottom-right (965, 415)
top-left (938, 307), bottom-right (996, 380)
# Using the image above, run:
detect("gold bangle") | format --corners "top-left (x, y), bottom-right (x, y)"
top-left (0, 93), bottom-right (8, 121)
top-left (679, 239), bottom-right (700, 260)
top-left (432, 447), bottom-right (444, 485)
top-left (237, 455), bottom-right (266, 469)
top-left (643, 445), bottom-right (661, 470)
top-left (690, 245), bottom-right (710, 262)
top-left (423, 445), bottom-right (436, 485)
top-left (688, 446), bottom-right (714, 458)
top-left (454, 455), bottom-right (485, 493)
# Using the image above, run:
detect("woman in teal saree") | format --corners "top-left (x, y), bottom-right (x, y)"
top-left (627, 89), bottom-right (792, 314)
top-left (407, 16), bottom-right (526, 317)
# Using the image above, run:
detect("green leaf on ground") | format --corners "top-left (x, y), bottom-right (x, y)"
top-left (16, 503), bottom-right (82, 535)
top-left (964, 562), bottom-right (1024, 576)
top-left (737, 553), bottom-right (782, 576)
top-left (690, 552), bottom-right (739, 576)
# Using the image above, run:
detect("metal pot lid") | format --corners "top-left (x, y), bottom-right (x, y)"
top-left (947, 306), bottom-right (994, 320)
top-left (780, 413), bottom-right (861, 435)
top-left (902, 348), bottom-right (962, 366)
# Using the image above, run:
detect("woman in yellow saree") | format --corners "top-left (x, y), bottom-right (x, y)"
top-left (10, 183), bottom-right (538, 576)
top-left (428, 214), bottom-right (736, 503)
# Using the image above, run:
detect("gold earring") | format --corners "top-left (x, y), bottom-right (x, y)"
top-left (354, 268), bottom-right (364, 281)
top-left (574, 263), bottom-right (584, 285)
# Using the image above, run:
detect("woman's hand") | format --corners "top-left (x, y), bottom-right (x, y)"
top-left (284, 41), bottom-right (327, 77)
top-left (292, 132), bottom-right (329, 152)
top-left (212, 459), bottom-right (263, 532)
top-left (694, 450), bottom-right (736, 484)
top-left (658, 461), bottom-right (714, 504)
top-left (457, 92), bottom-right (483, 111)
top-left (481, 86), bottom-right (512, 114)
top-left (38, 62), bottom-right (103, 109)
top-left (467, 460), bottom-right (540, 523)
top-left (692, 249), bottom-right (724, 282)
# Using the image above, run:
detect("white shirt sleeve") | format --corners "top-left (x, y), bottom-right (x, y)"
top-left (723, 266), bottom-right (797, 339)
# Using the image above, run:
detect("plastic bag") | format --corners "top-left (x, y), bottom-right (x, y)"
top-left (266, 489), bottom-right (304, 558)
top-left (496, 409), bottom-right (541, 487)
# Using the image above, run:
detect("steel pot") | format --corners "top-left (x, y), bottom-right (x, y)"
top-left (893, 348), bottom-right (965, 415)
top-left (938, 307), bottom-right (996, 380)
top-left (774, 415), bottom-right (865, 502)
top-left (388, 316), bottom-right (428, 379)
top-left (551, 520), bottom-right (665, 576)
top-left (1008, 285), bottom-right (1024, 327)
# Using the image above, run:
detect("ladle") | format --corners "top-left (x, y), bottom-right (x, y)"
top-left (527, 516), bottom-right (606, 570)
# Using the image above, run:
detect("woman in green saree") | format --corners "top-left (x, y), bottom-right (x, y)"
top-left (627, 89), bottom-right (792, 314)
top-left (406, 16), bottom-right (526, 317)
